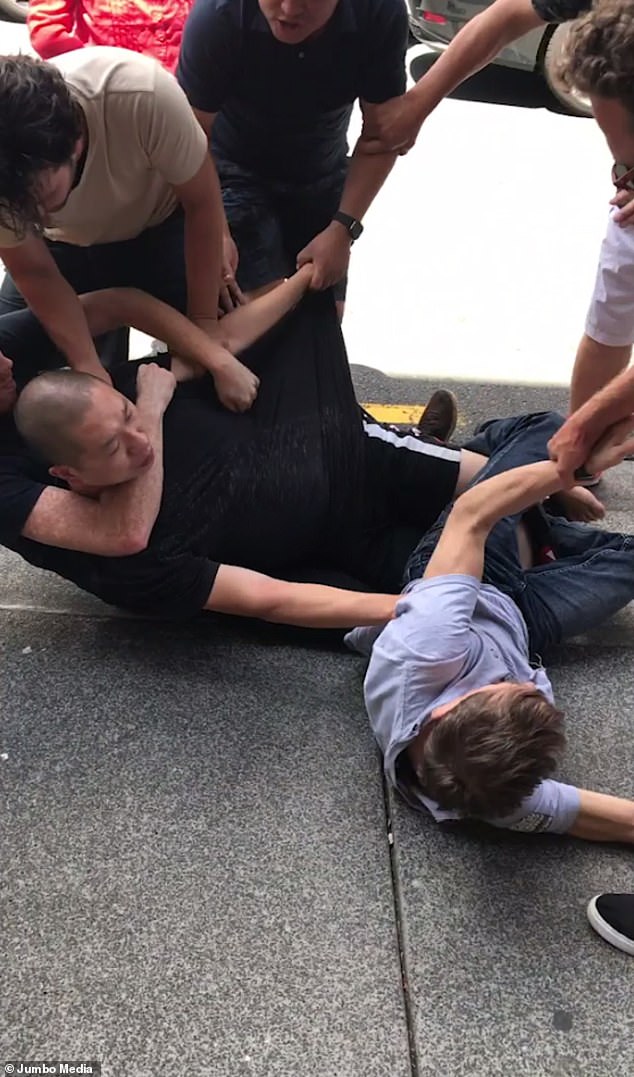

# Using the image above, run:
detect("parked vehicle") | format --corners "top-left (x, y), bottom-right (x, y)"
top-left (407, 0), bottom-right (591, 116)
top-left (0, 0), bottom-right (27, 21)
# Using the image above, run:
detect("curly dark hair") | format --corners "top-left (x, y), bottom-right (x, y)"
top-left (415, 688), bottom-right (566, 820)
top-left (557, 0), bottom-right (634, 117)
top-left (0, 54), bottom-right (83, 236)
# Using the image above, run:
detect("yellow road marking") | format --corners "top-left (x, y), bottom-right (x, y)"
top-left (361, 403), bottom-right (424, 425)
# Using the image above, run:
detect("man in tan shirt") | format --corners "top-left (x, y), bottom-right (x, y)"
top-left (0, 47), bottom-right (227, 384)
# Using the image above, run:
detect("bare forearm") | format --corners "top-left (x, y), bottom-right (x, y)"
top-left (81, 283), bottom-right (306, 371)
top-left (407, 0), bottom-right (543, 118)
top-left (98, 411), bottom-right (165, 550)
top-left (341, 144), bottom-right (397, 220)
top-left (184, 192), bottom-right (224, 321)
top-left (570, 335), bottom-right (631, 414)
top-left (568, 789), bottom-right (634, 844)
top-left (571, 360), bottom-right (634, 441)
top-left (207, 566), bottom-right (397, 628)
top-left (459, 460), bottom-right (562, 530)
top-left (219, 267), bottom-right (313, 352)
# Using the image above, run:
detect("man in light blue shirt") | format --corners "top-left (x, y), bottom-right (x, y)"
top-left (347, 411), bottom-right (634, 843)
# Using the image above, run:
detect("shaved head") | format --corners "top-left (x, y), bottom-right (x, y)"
top-left (14, 369), bottom-right (99, 464)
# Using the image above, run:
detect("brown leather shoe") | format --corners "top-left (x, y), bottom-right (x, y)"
top-left (417, 389), bottom-right (458, 441)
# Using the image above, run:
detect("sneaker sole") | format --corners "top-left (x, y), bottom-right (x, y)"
top-left (587, 895), bottom-right (634, 956)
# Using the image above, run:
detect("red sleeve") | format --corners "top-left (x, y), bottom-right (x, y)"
top-left (27, 0), bottom-right (84, 59)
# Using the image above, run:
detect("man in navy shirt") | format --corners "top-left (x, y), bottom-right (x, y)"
top-left (177, 0), bottom-right (408, 314)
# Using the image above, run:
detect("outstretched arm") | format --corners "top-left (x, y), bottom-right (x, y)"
top-left (568, 789), bottom-right (634, 843)
top-left (206, 564), bottom-right (398, 629)
top-left (78, 272), bottom-right (313, 410)
top-left (423, 460), bottom-right (564, 582)
top-left (361, 0), bottom-right (546, 154)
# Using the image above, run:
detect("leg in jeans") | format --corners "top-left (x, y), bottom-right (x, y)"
top-left (218, 161), bottom-right (291, 295)
top-left (0, 308), bottom-right (66, 388)
top-left (276, 167), bottom-right (348, 312)
top-left (125, 210), bottom-right (188, 313)
top-left (0, 238), bottom-right (128, 368)
top-left (405, 411), bottom-right (566, 584)
top-left (518, 520), bottom-right (634, 652)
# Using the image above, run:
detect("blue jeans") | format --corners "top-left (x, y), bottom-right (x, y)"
top-left (0, 210), bottom-right (187, 371)
top-left (405, 411), bottom-right (634, 655)
top-left (217, 159), bottom-right (348, 302)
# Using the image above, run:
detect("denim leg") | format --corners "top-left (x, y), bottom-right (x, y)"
top-left (0, 308), bottom-right (65, 388)
top-left (518, 520), bottom-right (634, 652)
top-left (404, 411), bottom-right (565, 585)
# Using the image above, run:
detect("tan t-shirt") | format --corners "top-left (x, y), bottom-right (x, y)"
top-left (0, 47), bottom-right (209, 249)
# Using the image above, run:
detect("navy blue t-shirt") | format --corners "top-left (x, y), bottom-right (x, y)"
top-left (177, 0), bottom-right (408, 181)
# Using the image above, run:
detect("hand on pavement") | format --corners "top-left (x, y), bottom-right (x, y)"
top-left (220, 233), bottom-right (246, 312)
top-left (296, 223), bottom-right (351, 290)
top-left (212, 349), bottom-right (260, 412)
top-left (136, 362), bottom-right (177, 417)
top-left (358, 93), bottom-right (426, 156)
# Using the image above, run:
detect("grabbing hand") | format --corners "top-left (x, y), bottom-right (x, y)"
top-left (584, 416), bottom-right (634, 474)
top-left (136, 362), bottom-right (177, 417)
top-left (296, 222), bottom-right (351, 290)
top-left (220, 233), bottom-right (246, 312)
top-left (212, 350), bottom-right (260, 412)
top-left (358, 94), bottom-right (426, 156)
top-left (548, 417), bottom-right (595, 485)
top-left (611, 187), bottom-right (634, 226)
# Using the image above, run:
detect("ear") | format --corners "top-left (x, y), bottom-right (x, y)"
top-left (49, 463), bottom-right (75, 484)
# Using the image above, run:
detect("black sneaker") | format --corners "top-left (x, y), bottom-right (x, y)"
top-left (417, 389), bottom-right (458, 441)
top-left (587, 893), bottom-right (634, 955)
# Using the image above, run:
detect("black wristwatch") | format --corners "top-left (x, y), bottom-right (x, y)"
top-left (333, 211), bottom-right (364, 242)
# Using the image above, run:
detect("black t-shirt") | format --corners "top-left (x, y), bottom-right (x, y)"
top-left (531, 0), bottom-right (590, 21)
top-left (177, 0), bottom-right (408, 182)
top-left (0, 295), bottom-right (370, 618)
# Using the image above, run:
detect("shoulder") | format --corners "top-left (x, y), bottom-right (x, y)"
top-left (184, 0), bottom-right (243, 32)
top-left (348, 0), bottom-right (408, 30)
top-left (531, 0), bottom-right (591, 23)
top-left (55, 47), bottom-right (162, 96)
top-left (0, 425), bottom-right (49, 543)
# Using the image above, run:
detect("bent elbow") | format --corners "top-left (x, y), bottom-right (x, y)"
top-left (114, 529), bottom-right (151, 557)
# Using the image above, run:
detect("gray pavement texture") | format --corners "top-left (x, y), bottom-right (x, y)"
top-left (2, 375), bottom-right (634, 1077)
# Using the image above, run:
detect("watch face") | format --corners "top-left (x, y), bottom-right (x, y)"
top-left (349, 218), bottom-right (363, 240)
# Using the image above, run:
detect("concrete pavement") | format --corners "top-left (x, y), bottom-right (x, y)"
top-left (1, 23), bottom-right (634, 1077)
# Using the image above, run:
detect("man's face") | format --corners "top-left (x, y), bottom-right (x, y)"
top-left (57, 382), bottom-right (154, 489)
top-left (33, 137), bottom-right (85, 219)
top-left (0, 352), bottom-right (16, 414)
top-left (258, 0), bottom-right (339, 44)
top-left (591, 95), bottom-right (634, 170)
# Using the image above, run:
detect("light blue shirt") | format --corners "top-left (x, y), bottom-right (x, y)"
top-left (345, 575), bottom-right (580, 834)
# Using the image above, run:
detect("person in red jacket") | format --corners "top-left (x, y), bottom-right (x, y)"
top-left (27, 0), bottom-right (192, 72)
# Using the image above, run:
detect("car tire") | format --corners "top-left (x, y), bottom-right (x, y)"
top-left (542, 23), bottom-right (591, 118)
top-left (0, 0), bottom-right (28, 21)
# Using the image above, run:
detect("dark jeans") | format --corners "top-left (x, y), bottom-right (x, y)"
top-left (0, 210), bottom-right (187, 371)
top-left (405, 411), bottom-right (634, 654)
top-left (217, 159), bottom-right (348, 302)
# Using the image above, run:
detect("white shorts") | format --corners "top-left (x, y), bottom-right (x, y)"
top-left (585, 209), bottom-right (634, 347)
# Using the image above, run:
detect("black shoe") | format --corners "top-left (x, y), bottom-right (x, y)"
top-left (587, 893), bottom-right (634, 955)
top-left (417, 389), bottom-right (458, 441)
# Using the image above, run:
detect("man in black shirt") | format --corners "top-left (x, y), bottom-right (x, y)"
top-left (1, 276), bottom-right (486, 627)
top-left (177, 0), bottom-right (408, 314)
